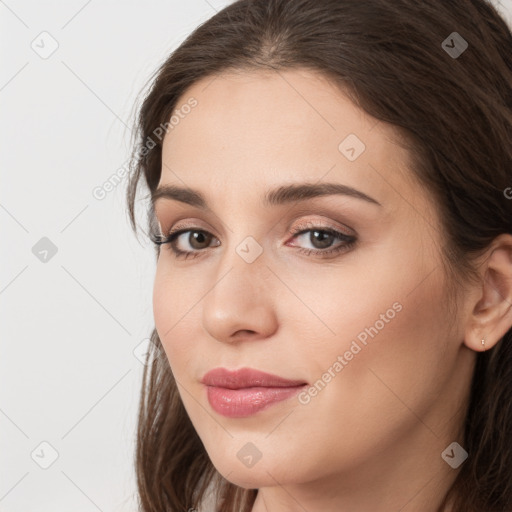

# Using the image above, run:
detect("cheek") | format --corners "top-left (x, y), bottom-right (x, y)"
top-left (152, 261), bottom-right (201, 367)
top-left (152, 256), bottom-right (202, 326)
top-left (315, 268), bottom-right (450, 433)
top-left (274, 276), bottom-right (451, 477)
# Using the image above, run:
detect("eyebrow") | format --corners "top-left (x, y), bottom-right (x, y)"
top-left (151, 182), bottom-right (382, 210)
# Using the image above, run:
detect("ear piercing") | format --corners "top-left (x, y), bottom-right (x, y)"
top-left (481, 338), bottom-right (486, 351)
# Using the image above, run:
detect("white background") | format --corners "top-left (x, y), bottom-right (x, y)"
top-left (1, 1), bottom-right (511, 511)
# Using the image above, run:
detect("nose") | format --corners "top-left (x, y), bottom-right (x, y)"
top-left (202, 244), bottom-right (278, 344)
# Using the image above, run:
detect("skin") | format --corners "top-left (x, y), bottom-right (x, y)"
top-left (151, 68), bottom-right (512, 512)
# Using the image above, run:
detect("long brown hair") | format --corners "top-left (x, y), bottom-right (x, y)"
top-left (125, 1), bottom-right (512, 510)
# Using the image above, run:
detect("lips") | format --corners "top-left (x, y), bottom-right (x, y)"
top-left (201, 367), bottom-right (307, 418)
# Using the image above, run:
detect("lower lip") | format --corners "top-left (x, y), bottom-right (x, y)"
top-left (206, 385), bottom-right (306, 418)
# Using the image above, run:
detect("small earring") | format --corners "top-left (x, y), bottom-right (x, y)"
top-left (481, 338), bottom-right (486, 351)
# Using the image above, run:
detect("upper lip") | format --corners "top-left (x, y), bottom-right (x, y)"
top-left (201, 367), bottom-right (307, 389)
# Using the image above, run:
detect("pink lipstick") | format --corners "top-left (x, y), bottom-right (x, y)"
top-left (201, 367), bottom-right (307, 418)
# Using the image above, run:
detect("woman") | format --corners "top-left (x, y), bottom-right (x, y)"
top-left (125, 0), bottom-right (512, 510)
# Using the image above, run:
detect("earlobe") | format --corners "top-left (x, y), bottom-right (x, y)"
top-left (463, 234), bottom-right (512, 353)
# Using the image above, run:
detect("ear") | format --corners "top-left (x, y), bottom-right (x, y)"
top-left (464, 233), bottom-right (512, 352)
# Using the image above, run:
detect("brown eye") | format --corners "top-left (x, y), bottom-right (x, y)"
top-left (308, 230), bottom-right (336, 249)
top-left (166, 229), bottom-right (220, 257)
top-left (287, 224), bottom-right (357, 258)
top-left (188, 231), bottom-right (214, 250)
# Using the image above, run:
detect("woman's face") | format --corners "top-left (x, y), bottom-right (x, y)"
top-left (152, 69), bottom-right (473, 500)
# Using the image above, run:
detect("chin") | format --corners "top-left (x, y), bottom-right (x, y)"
top-left (210, 452), bottom-right (300, 489)
top-left (222, 470), bottom-right (275, 489)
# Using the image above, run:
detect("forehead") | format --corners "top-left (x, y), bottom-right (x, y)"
top-left (159, 68), bottom-right (423, 216)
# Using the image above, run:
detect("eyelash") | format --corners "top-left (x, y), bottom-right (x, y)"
top-left (150, 221), bottom-right (357, 260)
